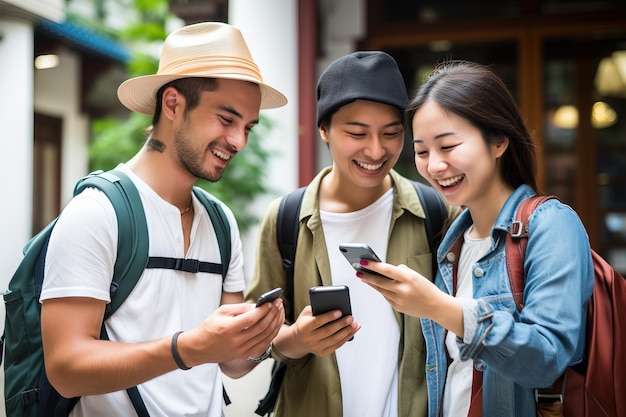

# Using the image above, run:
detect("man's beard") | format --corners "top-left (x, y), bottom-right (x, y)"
top-left (174, 131), bottom-right (232, 182)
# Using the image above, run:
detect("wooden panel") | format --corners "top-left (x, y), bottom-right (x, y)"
top-left (33, 113), bottom-right (62, 234)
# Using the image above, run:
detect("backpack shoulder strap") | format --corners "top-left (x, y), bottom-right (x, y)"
top-left (276, 186), bottom-right (306, 323)
top-left (506, 195), bottom-right (556, 310)
top-left (192, 187), bottom-right (232, 281)
top-left (506, 195), bottom-right (571, 406)
top-left (74, 169), bottom-right (150, 417)
top-left (74, 169), bottom-right (149, 320)
top-left (254, 187), bottom-right (306, 416)
top-left (412, 181), bottom-right (447, 278)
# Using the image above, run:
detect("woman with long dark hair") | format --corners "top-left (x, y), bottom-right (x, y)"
top-left (358, 61), bottom-right (594, 417)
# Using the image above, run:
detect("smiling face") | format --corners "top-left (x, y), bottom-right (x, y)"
top-left (172, 79), bottom-right (261, 182)
top-left (412, 100), bottom-right (509, 209)
top-left (320, 99), bottom-right (404, 193)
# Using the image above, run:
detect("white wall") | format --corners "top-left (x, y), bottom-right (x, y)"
top-left (34, 47), bottom-right (90, 205)
top-left (0, 0), bottom-right (64, 21)
top-left (0, 16), bottom-right (35, 417)
top-left (0, 16), bottom-right (33, 294)
top-left (0, 17), bottom-right (35, 324)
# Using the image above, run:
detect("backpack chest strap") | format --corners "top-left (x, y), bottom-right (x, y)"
top-left (146, 257), bottom-right (223, 274)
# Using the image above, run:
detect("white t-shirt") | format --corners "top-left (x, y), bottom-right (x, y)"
top-left (443, 226), bottom-right (491, 417)
top-left (41, 164), bottom-right (245, 417)
top-left (320, 188), bottom-right (399, 417)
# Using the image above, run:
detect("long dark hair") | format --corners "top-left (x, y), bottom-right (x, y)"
top-left (406, 61), bottom-right (541, 194)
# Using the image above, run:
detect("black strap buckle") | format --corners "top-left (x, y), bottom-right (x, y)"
top-left (175, 258), bottom-right (200, 273)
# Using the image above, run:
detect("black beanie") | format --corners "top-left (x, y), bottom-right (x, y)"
top-left (316, 51), bottom-right (408, 126)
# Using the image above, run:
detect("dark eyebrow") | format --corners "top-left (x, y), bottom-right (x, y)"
top-left (345, 120), bottom-right (403, 129)
top-left (218, 105), bottom-right (259, 126)
top-left (384, 120), bottom-right (404, 129)
top-left (412, 132), bottom-right (455, 143)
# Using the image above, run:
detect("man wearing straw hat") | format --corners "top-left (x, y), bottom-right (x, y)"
top-left (39, 22), bottom-right (287, 417)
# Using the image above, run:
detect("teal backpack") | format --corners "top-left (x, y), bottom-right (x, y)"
top-left (2, 169), bottom-right (232, 417)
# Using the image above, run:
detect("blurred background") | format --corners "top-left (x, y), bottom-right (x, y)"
top-left (1, 0), bottom-right (625, 415)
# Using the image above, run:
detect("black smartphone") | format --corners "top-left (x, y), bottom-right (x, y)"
top-left (338, 243), bottom-right (388, 278)
top-left (309, 285), bottom-right (352, 317)
top-left (255, 287), bottom-right (283, 307)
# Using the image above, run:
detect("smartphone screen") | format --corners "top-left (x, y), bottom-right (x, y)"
top-left (338, 243), bottom-right (388, 278)
top-left (309, 285), bottom-right (352, 317)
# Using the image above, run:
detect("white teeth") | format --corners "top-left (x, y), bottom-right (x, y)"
top-left (213, 150), bottom-right (231, 161)
top-left (356, 161), bottom-right (383, 171)
top-left (438, 174), bottom-right (464, 187)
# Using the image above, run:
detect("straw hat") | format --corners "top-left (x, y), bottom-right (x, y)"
top-left (117, 22), bottom-right (287, 115)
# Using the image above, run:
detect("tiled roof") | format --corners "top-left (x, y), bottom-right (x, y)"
top-left (37, 20), bottom-right (130, 63)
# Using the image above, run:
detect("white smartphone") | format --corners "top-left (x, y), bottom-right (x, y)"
top-left (338, 243), bottom-right (388, 278)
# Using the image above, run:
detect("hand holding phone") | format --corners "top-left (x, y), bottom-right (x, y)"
top-left (255, 287), bottom-right (283, 307)
top-left (309, 285), bottom-right (354, 341)
top-left (338, 243), bottom-right (388, 278)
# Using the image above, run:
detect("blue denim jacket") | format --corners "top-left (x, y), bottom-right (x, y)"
top-left (421, 185), bottom-right (594, 417)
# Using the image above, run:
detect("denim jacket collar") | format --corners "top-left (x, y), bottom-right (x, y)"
top-left (437, 184), bottom-right (536, 264)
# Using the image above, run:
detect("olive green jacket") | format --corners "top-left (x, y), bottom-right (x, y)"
top-left (246, 168), bottom-right (460, 417)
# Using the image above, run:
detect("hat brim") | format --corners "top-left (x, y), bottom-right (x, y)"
top-left (117, 73), bottom-right (288, 115)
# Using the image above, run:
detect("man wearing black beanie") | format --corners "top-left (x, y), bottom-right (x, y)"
top-left (247, 51), bottom-right (460, 417)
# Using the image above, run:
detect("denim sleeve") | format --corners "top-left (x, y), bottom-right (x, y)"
top-left (457, 201), bottom-right (594, 388)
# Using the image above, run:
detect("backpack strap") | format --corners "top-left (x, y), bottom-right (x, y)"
top-left (142, 188), bottom-right (232, 280)
top-left (412, 181), bottom-right (447, 278)
top-left (74, 170), bottom-right (149, 320)
top-left (445, 232), bottom-right (485, 417)
top-left (276, 186), bottom-right (307, 323)
top-left (192, 186), bottom-right (232, 280)
top-left (74, 169), bottom-right (150, 417)
top-left (191, 187), bottom-right (233, 406)
top-left (506, 195), bottom-right (555, 310)
top-left (505, 195), bottom-right (567, 406)
top-left (254, 186), bottom-right (305, 416)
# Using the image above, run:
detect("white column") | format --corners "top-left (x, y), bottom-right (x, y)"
top-left (0, 18), bottom-right (34, 417)
top-left (224, 1), bottom-right (298, 416)
top-left (0, 18), bottom-right (34, 298)
top-left (316, 0), bottom-right (366, 169)
top-left (229, 0), bottom-right (299, 281)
